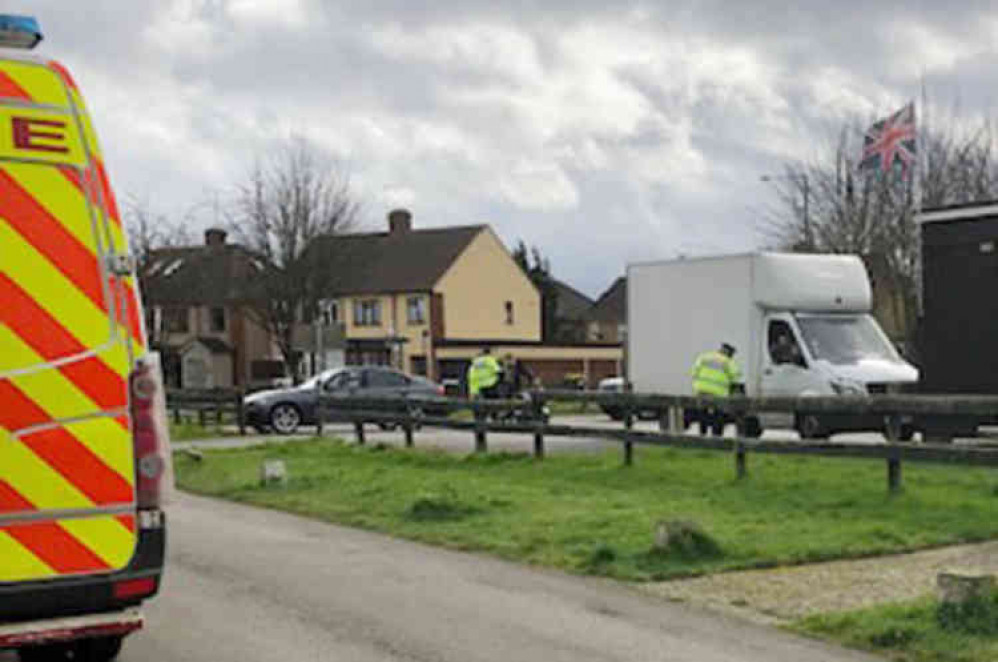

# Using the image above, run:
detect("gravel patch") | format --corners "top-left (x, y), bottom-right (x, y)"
top-left (641, 541), bottom-right (998, 625)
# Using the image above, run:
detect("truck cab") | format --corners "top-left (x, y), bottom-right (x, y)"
top-left (0, 16), bottom-right (171, 662)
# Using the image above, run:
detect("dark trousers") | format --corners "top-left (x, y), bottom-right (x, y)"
top-left (692, 404), bottom-right (725, 436)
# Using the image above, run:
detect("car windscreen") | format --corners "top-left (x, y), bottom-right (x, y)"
top-left (795, 314), bottom-right (901, 365)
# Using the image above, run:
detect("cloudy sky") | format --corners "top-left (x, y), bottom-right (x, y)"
top-left (15, 1), bottom-right (998, 297)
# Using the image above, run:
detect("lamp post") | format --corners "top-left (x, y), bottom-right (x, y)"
top-left (762, 173), bottom-right (812, 251)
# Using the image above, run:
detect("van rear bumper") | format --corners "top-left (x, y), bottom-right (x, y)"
top-left (0, 608), bottom-right (142, 649)
top-left (0, 511), bottom-right (165, 626)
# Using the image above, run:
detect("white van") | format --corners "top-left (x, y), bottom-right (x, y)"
top-left (627, 252), bottom-right (919, 438)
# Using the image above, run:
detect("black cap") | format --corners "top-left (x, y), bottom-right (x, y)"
top-left (721, 342), bottom-right (736, 354)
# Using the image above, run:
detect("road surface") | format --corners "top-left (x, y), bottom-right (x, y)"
top-left (17, 493), bottom-right (874, 662)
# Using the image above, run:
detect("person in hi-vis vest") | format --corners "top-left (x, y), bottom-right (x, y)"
top-left (690, 342), bottom-right (742, 436)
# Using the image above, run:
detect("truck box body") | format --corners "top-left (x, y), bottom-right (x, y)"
top-left (628, 253), bottom-right (873, 396)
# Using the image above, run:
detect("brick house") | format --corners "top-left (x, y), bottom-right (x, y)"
top-left (140, 228), bottom-right (280, 389)
top-left (307, 209), bottom-right (622, 386)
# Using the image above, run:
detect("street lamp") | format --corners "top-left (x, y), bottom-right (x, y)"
top-left (761, 173), bottom-right (812, 251)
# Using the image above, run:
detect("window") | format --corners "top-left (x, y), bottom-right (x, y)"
top-left (767, 320), bottom-right (805, 367)
top-left (407, 296), bottom-right (426, 325)
top-left (163, 306), bottom-right (189, 333)
top-left (324, 370), bottom-right (360, 392)
top-left (795, 314), bottom-right (901, 366)
top-left (504, 300), bottom-right (514, 325)
top-left (365, 369), bottom-right (409, 388)
top-left (210, 307), bottom-right (226, 333)
top-left (321, 300), bottom-right (339, 326)
top-left (353, 299), bottom-right (382, 326)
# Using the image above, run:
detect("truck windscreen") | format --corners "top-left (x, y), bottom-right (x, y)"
top-left (795, 314), bottom-right (901, 365)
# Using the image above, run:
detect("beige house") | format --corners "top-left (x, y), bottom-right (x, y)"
top-left (141, 229), bottom-right (280, 389)
top-left (309, 209), bottom-right (622, 385)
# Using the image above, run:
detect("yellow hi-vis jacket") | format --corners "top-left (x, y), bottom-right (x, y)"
top-left (467, 355), bottom-right (501, 397)
top-left (691, 351), bottom-right (742, 397)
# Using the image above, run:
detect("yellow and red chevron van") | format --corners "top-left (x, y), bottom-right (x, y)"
top-left (0, 16), bottom-right (171, 662)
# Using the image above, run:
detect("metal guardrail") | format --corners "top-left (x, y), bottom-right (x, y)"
top-left (166, 388), bottom-right (246, 435)
top-left (317, 390), bottom-right (998, 494)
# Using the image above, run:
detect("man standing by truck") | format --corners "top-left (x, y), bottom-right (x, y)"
top-left (690, 343), bottom-right (742, 435)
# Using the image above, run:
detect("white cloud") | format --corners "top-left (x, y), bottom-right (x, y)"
top-left (498, 159), bottom-right (579, 212)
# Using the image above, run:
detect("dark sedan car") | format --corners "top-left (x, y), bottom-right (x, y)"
top-left (243, 366), bottom-right (445, 434)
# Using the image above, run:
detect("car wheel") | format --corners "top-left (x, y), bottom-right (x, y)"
top-left (269, 403), bottom-right (302, 435)
top-left (796, 414), bottom-right (828, 440)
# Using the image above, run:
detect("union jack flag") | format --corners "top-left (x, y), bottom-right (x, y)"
top-left (859, 102), bottom-right (916, 179)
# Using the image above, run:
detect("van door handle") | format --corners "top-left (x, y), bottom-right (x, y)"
top-left (764, 368), bottom-right (773, 376)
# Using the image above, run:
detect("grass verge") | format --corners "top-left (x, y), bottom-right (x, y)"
top-left (169, 421), bottom-right (235, 441)
top-left (793, 594), bottom-right (998, 662)
top-left (173, 439), bottom-right (998, 581)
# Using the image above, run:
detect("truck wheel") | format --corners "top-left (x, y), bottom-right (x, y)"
top-left (741, 416), bottom-right (763, 439)
top-left (796, 414), bottom-right (828, 440)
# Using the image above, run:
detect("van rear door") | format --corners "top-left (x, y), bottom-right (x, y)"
top-left (0, 56), bottom-right (140, 583)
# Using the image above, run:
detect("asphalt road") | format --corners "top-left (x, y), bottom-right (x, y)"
top-left (97, 492), bottom-right (874, 662)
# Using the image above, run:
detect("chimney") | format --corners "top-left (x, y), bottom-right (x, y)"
top-left (205, 227), bottom-right (227, 247)
top-left (388, 209), bottom-right (412, 235)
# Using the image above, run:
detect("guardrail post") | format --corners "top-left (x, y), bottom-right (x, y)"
top-left (236, 390), bottom-right (246, 436)
top-left (315, 396), bottom-right (324, 437)
top-left (532, 392), bottom-right (545, 459)
top-left (623, 382), bottom-right (634, 466)
top-left (474, 404), bottom-right (488, 453)
top-left (885, 414), bottom-right (903, 493)
top-left (403, 401), bottom-right (414, 448)
top-left (354, 418), bottom-right (365, 445)
top-left (172, 406), bottom-right (181, 425)
top-left (198, 408), bottom-right (206, 428)
top-left (734, 440), bottom-right (747, 480)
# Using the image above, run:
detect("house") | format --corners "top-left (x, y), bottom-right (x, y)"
top-left (588, 276), bottom-right (626, 344)
top-left (548, 279), bottom-right (595, 344)
top-left (140, 228), bottom-right (281, 389)
top-left (308, 209), bottom-right (622, 386)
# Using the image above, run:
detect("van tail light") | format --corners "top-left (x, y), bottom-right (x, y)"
top-left (129, 353), bottom-right (174, 509)
top-left (437, 385), bottom-right (445, 396)
top-left (113, 576), bottom-right (158, 601)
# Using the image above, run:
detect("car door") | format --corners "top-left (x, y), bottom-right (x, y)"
top-left (321, 369), bottom-right (361, 421)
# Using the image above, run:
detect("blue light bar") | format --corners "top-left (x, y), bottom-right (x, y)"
top-left (0, 15), bottom-right (42, 50)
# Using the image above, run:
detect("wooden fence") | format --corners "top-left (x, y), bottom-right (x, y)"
top-left (318, 390), bottom-right (998, 494)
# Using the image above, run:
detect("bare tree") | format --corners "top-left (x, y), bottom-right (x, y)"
top-left (124, 195), bottom-right (195, 265)
top-left (764, 107), bottom-right (998, 343)
top-left (232, 138), bottom-right (359, 380)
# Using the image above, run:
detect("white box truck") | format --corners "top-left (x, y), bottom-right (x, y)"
top-left (627, 252), bottom-right (919, 438)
